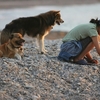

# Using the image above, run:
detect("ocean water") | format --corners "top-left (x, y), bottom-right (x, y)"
top-left (0, 4), bottom-right (100, 31)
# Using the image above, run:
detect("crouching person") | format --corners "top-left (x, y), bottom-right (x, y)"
top-left (58, 18), bottom-right (100, 65)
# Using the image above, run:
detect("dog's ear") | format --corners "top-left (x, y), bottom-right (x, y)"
top-left (55, 11), bottom-right (60, 16)
top-left (56, 11), bottom-right (60, 13)
top-left (9, 34), bottom-right (14, 39)
top-left (55, 10), bottom-right (60, 14)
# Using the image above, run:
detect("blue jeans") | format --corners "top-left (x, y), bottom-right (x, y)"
top-left (58, 37), bottom-right (92, 61)
top-left (58, 40), bottom-right (82, 61)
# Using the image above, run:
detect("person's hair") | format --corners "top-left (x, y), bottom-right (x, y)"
top-left (90, 18), bottom-right (100, 27)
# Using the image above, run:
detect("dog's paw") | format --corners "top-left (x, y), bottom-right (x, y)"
top-left (41, 50), bottom-right (48, 54)
top-left (38, 51), bottom-right (46, 54)
top-left (44, 49), bottom-right (48, 53)
top-left (38, 51), bottom-right (45, 54)
top-left (38, 49), bottom-right (48, 54)
top-left (15, 53), bottom-right (22, 60)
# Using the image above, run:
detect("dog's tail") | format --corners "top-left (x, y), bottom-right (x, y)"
top-left (0, 29), bottom-right (11, 44)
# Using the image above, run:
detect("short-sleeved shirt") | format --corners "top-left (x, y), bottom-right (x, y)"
top-left (62, 23), bottom-right (98, 42)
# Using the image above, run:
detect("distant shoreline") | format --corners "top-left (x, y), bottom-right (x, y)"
top-left (0, 0), bottom-right (99, 9)
top-left (0, 30), bottom-right (67, 40)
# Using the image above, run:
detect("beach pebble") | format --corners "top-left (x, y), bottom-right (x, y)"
top-left (0, 39), bottom-right (100, 100)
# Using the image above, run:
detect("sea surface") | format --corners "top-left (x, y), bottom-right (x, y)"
top-left (0, 4), bottom-right (100, 31)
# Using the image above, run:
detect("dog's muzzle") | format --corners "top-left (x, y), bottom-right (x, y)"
top-left (56, 19), bottom-right (64, 25)
top-left (61, 20), bottom-right (64, 23)
top-left (16, 39), bottom-right (25, 46)
top-left (21, 39), bottom-right (25, 43)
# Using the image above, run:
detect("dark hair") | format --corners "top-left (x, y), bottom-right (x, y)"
top-left (90, 18), bottom-right (100, 26)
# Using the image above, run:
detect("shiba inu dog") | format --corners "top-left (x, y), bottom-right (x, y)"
top-left (0, 33), bottom-right (25, 60)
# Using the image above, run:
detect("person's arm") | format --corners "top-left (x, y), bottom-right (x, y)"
top-left (85, 52), bottom-right (93, 60)
top-left (85, 52), bottom-right (98, 64)
top-left (91, 36), bottom-right (100, 55)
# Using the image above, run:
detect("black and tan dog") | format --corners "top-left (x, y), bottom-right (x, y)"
top-left (0, 33), bottom-right (25, 60)
top-left (0, 10), bottom-right (64, 53)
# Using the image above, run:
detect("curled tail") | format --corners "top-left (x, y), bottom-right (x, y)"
top-left (0, 29), bottom-right (11, 44)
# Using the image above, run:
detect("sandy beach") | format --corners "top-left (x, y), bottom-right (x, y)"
top-left (0, 39), bottom-right (100, 100)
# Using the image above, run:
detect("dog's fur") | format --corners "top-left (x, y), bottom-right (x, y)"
top-left (0, 33), bottom-right (25, 60)
top-left (0, 10), bottom-right (64, 53)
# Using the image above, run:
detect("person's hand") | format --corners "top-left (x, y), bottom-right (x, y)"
top-left (84, 56), bottom-right (99, 64)
top-left (90, 59), bottom-right (99, 64)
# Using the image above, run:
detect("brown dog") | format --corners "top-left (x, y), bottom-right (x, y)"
top-left (0, 33), bottom-right (25, 60)
top-left (0, 10), bottom-right (64, 53)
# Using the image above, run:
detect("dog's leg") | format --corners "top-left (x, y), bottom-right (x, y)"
top-left (41, 36), bottom-right (45, 53)
top-left (38, 37), bottom-right (44, 54)
top-left (37, 35), bottom-right (47, 54)
top-left (18, 47), bottom-right (24, 57)
top-left (41, 36), bottom-right (48, 53)
top-left (0, 50), bottom-right (3, 57)
top-left (42, 31), bottom-right (49, 53)
top-left (36, 35), bottom-right (39, 50)
top-left (36, 35), bottom-right (41, 53)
